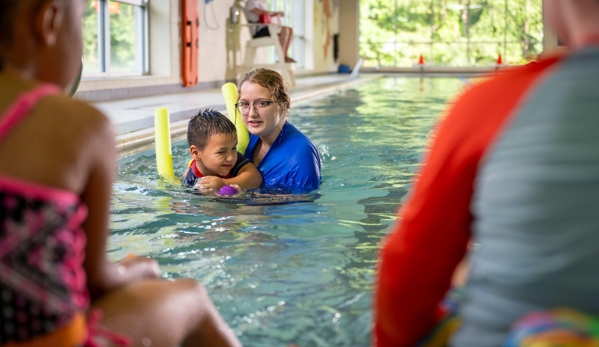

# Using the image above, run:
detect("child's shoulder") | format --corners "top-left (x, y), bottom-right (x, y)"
top-left (44, 94), bottom-right (108, 123)
top-left (38, 94), bottom-right (113, 137)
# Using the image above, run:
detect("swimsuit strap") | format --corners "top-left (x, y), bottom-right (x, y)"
top-left (0, 84), bottom-right (61, 142)
top-left (84, 309), bottom-right (131, 347)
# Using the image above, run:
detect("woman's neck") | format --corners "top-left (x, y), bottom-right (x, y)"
top-left (260, 121), bottom-right (285, 147)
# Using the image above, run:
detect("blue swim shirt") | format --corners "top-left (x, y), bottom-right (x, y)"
top-left (245, 122), bottom-right (321, 193)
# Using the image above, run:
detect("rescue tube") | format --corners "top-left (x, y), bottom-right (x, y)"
top-left (182, 0), bottom-right (199, 87)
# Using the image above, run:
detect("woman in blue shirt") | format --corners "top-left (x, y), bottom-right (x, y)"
top-left (236, 68), bottom-right (321, 193)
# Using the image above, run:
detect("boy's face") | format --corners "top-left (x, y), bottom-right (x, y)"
top-left (191, 133), bottom-right (238, 177)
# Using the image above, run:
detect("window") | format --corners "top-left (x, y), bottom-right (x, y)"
top-left (83, 0), bottom-right (149, 77)
top-left (268, 0), bottom-right (306, 69)
top-left (359, 0), bottom-right (543, 68)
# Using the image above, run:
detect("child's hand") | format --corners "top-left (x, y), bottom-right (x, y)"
top-left (228, 184), bottom-right (243, 196)
top-left (195, 176), bottom-right (226, 194)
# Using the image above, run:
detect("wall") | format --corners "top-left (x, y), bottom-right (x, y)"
top-left (309, 0), bottom-right (339, 73)
top-left (338, 0), bottom-right (359, 69)
top-left (77, 0), bottom-right (341, 101)
top-left (199, 0), bottom-right (254, 82)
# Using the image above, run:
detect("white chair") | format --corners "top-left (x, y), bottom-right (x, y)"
top-left (240, 12), bottom-right (296, 88)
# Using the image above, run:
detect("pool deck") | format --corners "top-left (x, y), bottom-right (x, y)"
top-left (93, 73), bottom-right (382, 157)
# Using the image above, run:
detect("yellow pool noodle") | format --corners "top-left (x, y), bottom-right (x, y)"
top-left (154, 107), bottom-right (176, 182)
top-left (222, 83), bottom-right (249, 155)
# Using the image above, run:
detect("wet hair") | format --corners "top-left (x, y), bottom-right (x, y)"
top-left (187, 109), bottom-right (237, 150)
top-left (238, 68), bottom-right (291, 111)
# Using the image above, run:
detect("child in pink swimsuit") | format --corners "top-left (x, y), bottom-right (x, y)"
top-left (0, 1), bottom-right (240, 347)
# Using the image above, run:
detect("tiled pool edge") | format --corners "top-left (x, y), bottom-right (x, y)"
top-left (116, 74), bottom-right (383, 158)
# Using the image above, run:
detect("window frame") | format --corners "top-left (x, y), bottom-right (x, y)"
top-left (359, 0), bottom-right (543, 68)
top-left (269, 0), bottom-right (306, 69)
top-left (83, 0), bottom-right (149, 78)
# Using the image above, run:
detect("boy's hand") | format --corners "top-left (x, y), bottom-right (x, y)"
top-left (195, 176), bottom-right (226, 194)
top-left (228, 184), bottom-right (243, 193)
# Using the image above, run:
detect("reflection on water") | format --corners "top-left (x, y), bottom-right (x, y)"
top-left (111, 77), bottom-right (465, 346)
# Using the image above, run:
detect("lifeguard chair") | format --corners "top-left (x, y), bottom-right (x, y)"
top-left (239, 4), bottom-right (296, 88)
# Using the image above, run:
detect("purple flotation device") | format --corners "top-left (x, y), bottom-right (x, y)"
top-left (217, 185), bottom-right (238, 196)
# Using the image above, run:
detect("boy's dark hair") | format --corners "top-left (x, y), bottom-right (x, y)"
top-left (187, 109), bottom-right (237, 150)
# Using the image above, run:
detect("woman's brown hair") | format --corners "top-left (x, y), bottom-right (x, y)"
top-left (238, 68), bottom-right (291, 110)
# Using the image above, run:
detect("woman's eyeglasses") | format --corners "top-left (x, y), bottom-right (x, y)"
top-left (235, 101), bottom-right (275, 113)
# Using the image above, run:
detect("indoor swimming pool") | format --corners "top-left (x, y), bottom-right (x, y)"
top-left (111, 76), bottom-right (467, 346)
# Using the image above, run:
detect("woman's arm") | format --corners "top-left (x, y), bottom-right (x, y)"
top-left (80, 105), bottom-right (160, 300)
top-left (248, 0), bottom-right (283, 17)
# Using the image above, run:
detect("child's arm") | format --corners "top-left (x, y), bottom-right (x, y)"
top-left (80, 105), bottom-right (160, 299)
top-left (224, 162), bottom-right (262, 189)
top-left (197, 162), bottom-right (262, 192)
top-left (196, 151), bottom-right (262, 193)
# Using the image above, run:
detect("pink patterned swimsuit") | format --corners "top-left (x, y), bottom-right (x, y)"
top-left (0, 86), bottom-right (89, 345)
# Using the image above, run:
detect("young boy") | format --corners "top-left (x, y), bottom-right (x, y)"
top-left (183, 109), bottom-right (262, 193)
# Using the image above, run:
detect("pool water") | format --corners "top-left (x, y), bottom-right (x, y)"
top-left (112, 77), bottom-right (466, 346)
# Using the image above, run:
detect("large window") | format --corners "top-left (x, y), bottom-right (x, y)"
top-left (83, 0), bottom-right (149, 76)
top-left (360, 0), bottom-right (543, 68)
top-left (268, 0), bottom-right (306, 69)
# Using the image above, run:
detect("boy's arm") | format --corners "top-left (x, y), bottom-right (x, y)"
top-left (196, 164), bottom-right (261, 192)
top-left (225, 162), bottom-right (262, 189)
top-left (195, 152), bottom-right (262, 192)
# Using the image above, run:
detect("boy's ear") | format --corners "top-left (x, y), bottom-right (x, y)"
top-left (189, 145), bottom-right (201, 160)
top-left (34, 0), bottom-right (65, 48)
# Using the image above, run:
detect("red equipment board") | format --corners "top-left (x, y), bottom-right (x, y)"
top-left (182, 0), bottom-right (199, 87)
